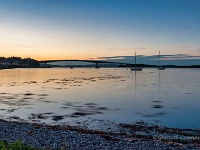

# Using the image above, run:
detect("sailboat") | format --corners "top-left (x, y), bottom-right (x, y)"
top-left (157, 51), bottom-right (165, 70)
top-left (130, 52), bottom-right (142, 71)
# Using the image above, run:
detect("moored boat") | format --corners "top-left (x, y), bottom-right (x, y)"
top-left (130, 52), bottom-right (143, 71)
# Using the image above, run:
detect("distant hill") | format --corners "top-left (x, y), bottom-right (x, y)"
top-left (0, 56), bottom-right (39, 67)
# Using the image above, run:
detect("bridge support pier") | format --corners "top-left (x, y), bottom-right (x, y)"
top-left (95, 63), bottom-right (99, 68)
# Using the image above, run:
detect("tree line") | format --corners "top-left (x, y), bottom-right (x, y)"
top-left (0, 56), bottom-right (39, 67)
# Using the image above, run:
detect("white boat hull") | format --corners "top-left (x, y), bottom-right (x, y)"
top-left (130, 67), bottom-right (143, 71)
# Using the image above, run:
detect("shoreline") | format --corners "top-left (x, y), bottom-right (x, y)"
top-left (0, 66), bottom-right (13, 69)
top-left (0, 119), bottom-right (200, 149)
top-left (0, 66), bottom-right (200, 69)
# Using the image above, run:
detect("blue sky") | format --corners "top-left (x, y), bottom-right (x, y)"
top-left (0, 0), bottom-right (200, 64)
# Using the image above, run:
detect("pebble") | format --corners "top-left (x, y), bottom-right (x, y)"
top-left (0, 120), bottom-right (200, 150)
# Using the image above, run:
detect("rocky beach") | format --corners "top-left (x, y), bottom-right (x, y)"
top-left (0, 119), bottom-right (200, 149)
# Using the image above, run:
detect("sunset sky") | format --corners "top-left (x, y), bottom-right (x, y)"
top-left (0, 0), bottom-right (200, 60)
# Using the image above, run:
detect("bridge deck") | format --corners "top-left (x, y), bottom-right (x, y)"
top-left (39, 59), bottom-right (131, 65)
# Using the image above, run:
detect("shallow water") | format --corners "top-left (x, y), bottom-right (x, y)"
top-left (0, 68), bottom-right (200, 129)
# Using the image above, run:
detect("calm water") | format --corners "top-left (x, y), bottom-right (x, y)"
top-left (0, 68), bottom-right (200, 129)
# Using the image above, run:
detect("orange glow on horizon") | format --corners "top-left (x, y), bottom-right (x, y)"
top-left (0, 50), bottom-right (105, 61)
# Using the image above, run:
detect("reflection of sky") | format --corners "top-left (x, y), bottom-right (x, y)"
top-left (0, 0), bottom-right (200, 59)
top-left (0, 68), bottom-right (200, 128)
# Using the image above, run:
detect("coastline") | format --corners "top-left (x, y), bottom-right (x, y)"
top-left (0, 119), bottom-right (200, 149)
top-left (0, 66), bottom-right (13, 69)
top-left (0, 65), bottom-right (200, 70)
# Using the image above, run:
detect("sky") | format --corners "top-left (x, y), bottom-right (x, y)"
top-left (0, 0), bottom-right (200, 62)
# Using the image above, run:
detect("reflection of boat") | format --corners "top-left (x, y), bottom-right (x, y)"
top-left (157, 51), bottom-right (165, 70)
top-left (130, 52), bottom-right (143, 71)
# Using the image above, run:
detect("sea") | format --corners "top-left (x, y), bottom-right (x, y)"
top-left (0, 68), bottom-right (200, 129)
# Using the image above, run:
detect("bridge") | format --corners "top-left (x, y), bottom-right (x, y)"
top-left (38, 59), bottom-right (131, 68)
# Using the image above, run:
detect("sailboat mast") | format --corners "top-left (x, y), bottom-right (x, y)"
top-left (135, 52), bottom-right (136, 67)
top-left (158, 51), bottom-right (160, 67)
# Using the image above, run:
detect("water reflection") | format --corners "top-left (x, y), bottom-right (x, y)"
top-left (0, 68), bottom-right (200, 128)
top-left (135, 69), bottom-right (168, 124)
top-left (151, 70), bottom-right (164, 109)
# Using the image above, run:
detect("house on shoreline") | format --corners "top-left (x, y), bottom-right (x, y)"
top-left (0, 57), bottom-right (39, 68)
